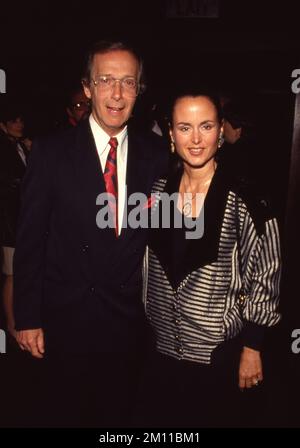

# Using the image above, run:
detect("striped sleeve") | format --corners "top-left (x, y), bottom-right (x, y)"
top-left (243, 217), bottom-right (281, 328)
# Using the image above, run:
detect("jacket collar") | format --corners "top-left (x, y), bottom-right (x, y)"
top-left (149, 162), bottom-right (231, 289)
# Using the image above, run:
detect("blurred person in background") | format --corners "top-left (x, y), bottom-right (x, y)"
top-left (0, 102), bottom-right (30, 338)
top-left (65, 86), bottom-right (90, 128)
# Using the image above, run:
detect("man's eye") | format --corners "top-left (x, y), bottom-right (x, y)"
top-left (179, 126), bottom-right (189, 132)
top-left (100, 76), bottom-right (111, 84)
top-left (124, 78), bottom-right (136, 88)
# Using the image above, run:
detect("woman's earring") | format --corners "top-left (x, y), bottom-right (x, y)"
top-left (217, 133), bottom-right (224, 148)
top-left (170, 141), bottom-right (175, 153)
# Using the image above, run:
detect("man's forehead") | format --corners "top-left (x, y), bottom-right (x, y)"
top-left (92, 50), bottom-right (139, 73)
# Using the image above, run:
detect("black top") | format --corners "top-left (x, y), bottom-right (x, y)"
top-left (170, 205), bottom-right (201, 290)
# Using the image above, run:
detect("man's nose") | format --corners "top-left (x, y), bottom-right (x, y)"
top-left (111, 80), bottom-right (123, 100)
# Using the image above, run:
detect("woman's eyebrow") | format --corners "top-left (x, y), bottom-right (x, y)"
top-left (176, 120), bottom-right (215, 125)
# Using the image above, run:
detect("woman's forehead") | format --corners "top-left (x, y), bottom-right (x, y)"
top-left (173, 96), bottom-right (218, 119)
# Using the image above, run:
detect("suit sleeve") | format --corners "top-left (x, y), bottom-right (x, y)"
top-left (13, 140), bottom-right (54, 330)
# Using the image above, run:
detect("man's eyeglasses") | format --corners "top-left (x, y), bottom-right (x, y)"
top-left (91, 75), bottom-right (139, 97)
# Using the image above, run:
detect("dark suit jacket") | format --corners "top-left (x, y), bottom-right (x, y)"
top-left (14, 120), bottom-right (168, 353)
top-left (0, 131), bottom-right (28, 246)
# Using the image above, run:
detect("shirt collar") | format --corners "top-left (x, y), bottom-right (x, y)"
top-left (89, 113), bottom-right (128, 156)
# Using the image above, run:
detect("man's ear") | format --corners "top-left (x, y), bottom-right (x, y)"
top-left (82, 79), bottom-right (92, 100)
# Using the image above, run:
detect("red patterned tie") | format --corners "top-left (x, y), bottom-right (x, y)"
top-left (104, 137), bottom-right (118, 236)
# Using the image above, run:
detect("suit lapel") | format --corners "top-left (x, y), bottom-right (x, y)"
top-left (125, 131), bottom-right (151, 199)
top-left (120, 130), bottom-right (152, 240)
top-left (72, 119), bottom-right (105, 192)
top-left (7, 140), bottom-right (27, 175)
top-left (70, 120), bottom-right (117, 243)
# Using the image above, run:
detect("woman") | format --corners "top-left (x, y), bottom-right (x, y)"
top-left (141, 90), bottom-right (281, 427)
top-left (0, 105), bottom-right (30, 338)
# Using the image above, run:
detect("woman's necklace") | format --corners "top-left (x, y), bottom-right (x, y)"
top-left (181, 197), bottom-right (195, 217)
top-left (181, 178), bottom-right (212, 216)
top-left (181, 164), bottom-right (216, 216)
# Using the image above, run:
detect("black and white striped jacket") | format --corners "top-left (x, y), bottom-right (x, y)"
top-left (143, 166), bottom-right (281, 364)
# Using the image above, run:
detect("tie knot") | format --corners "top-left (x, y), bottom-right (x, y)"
top-left (109, 137), bottom-right (118, 151)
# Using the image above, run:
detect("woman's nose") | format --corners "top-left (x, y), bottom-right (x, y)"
top-left (191, 130), bottom-right (201, 144)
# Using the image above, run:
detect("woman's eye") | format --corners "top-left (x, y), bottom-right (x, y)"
top-left (202, 123), bottom-right (216, 132)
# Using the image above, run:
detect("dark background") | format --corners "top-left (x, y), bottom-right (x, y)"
top-left (1, 0), bottom-right (298, 218)
top-left (1, 0), bottom-right (300, 427)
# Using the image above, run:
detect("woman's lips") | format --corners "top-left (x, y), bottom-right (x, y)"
top-left (188, 147), bottom-right (205, 156)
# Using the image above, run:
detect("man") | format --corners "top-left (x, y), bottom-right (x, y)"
top-left (14, 41), bottom-right (167, 427)
top-left (65, 86), bottom-right (90, 127)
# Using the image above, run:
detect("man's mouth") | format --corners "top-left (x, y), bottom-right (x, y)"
top-left (107, 106), bottom-right (124, 114)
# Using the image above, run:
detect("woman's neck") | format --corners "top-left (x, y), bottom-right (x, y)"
top-left (181, 159), bottom-right (216, 192)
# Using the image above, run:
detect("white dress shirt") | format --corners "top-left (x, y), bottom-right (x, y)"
top-left (17, 142), bottom-right (27, 166)
top-left (89, 114), bottom-right (128, 235)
